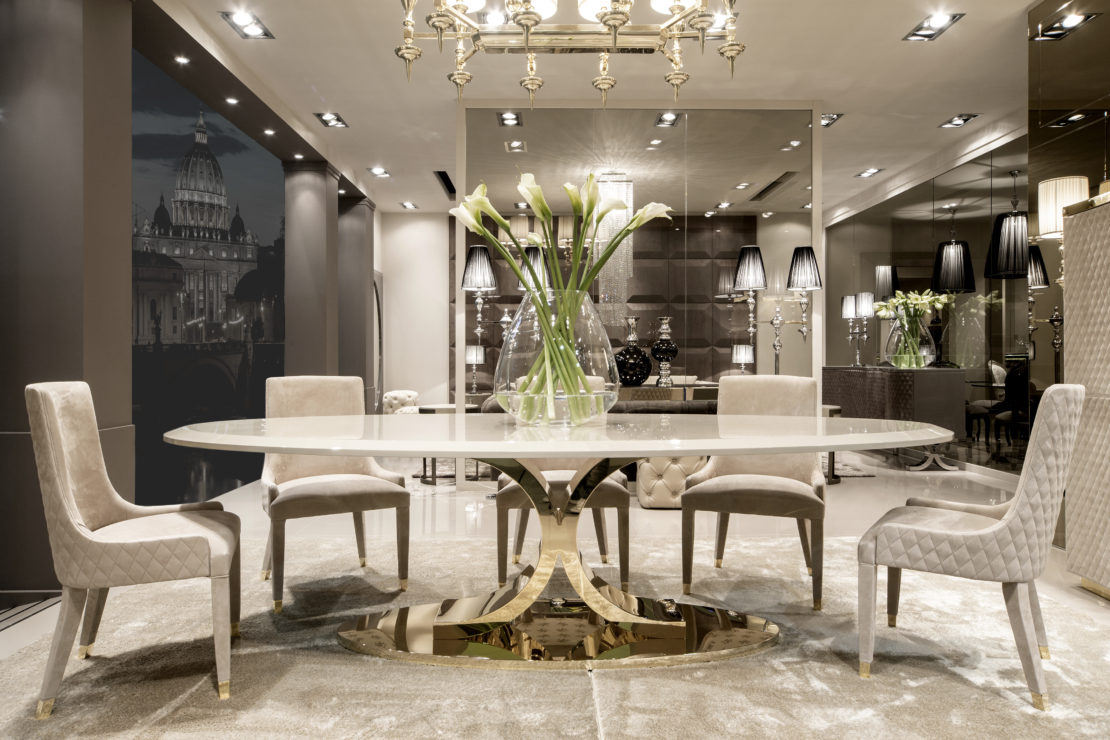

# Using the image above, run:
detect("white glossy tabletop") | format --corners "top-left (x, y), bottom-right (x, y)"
top-left (164, 414), bottom-right (952, 459)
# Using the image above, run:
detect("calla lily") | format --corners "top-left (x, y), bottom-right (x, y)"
top-left (449, 204), bottom-right (484, 235)
top-left (517, 173), bottom-right (552, 224)
top-left (563, 182), bottom-right (583, 219)
top-left (579, 174), bottom-right (599, 222)
top-left (596, 196), bottom-right (627, 223)
top-left (525, 232), bottom-right (543, 246)
top-left (627, 202), bottom-right (672, 230)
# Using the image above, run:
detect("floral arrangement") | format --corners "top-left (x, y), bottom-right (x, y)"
top-left (450, 173), bottom-right (671, 423)
top-left (874, 289), bottom-right (951, 369)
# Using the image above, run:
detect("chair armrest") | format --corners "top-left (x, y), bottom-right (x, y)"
top-left (905, 496), bottom-right (1010, 520)
top-left (810, 468), bottom-right (827, 501)
top-left (684, 457), bottom-right (716, 489)
top-left (120, 500), bottom-right (223, 518)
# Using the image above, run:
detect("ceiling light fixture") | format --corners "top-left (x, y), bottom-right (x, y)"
top-left (515, 202), bottom-right (529, 209)
top-left (338, 189), bottom-right (347, 195)
top-left (293, 154), bottom-right (304, 160)
top-left (734, 182), bottom-right (751, 190)
top-left (717, 202), bottom-right (732, 209)
top-left (225, 97), bottom-right (239, 105)
top-left (856, 168), bottom-right (883, 178)
top-left (263, 128), bottom-right (275, 136)
top-left (704, 211), bottom-right (716, 218)
top-left (369, 166), bottom-right (391, 178)
top-left (505, 140), bottom-right (528, 152)
top-left (1031, 12), bottom-right (1099, 40)
top-left (820, 113), bottom-right (843, 128)
top-left (903, 12), bottom-right (964, 41)
top-left (655, 111), bottom-right (681, 127)
top-left (219, 10), bottom-right (275, 39)
top-left (395, 1), bottom-right (746, 107)
top-left (401, 201), bottom-right (418, 210)
top-left (174, 55), bottom-right (190, 65)
top-left (802, 202), bottom-right (812, 209)
top-left (939, 113), bottom-right (978, 128)
top-left (761, 211), bottom-right (774, 218)
top-left (650, 138), bottom-right (663, 145)
top-left (497, 111), bottom-right (522, 126)
top-left (314, 111), bottom-right (349, 128)
top-left (1048, 112), bottom-right (1089, 128)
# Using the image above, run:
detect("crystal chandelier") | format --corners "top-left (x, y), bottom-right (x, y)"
top-left (594, 174), bottom-right (634, 327)
top-left (395, 1), bottom-right (746, 107)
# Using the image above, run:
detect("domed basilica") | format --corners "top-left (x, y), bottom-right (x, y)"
top-left (132, 111), bottom-right (272, 345)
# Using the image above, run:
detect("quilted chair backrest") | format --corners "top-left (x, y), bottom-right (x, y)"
top-left (713, 375), bottom-right (821, 484)
top-left (263, 376), bottom-right (374, 486)
top-left (382, 390), bottom-right (419, 414)
top-left (999, 383), bottom-right (1085, 581)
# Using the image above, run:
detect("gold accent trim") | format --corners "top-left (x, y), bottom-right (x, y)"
top-left (359, 558), bottom-right (367, 567)
top-left (1039, 646), bottom-right (1050, 660)
top-left (218, 681), bottom-right (230, 701)
top-left (1081, 577), bottom-right (1110, 601)
top-left (601, 555), bottom-right (609, 564)
top-left (273, 600), bottom-right (282, 614)
top-left (511, 555), bottom-right (520, 564)
top-left (812, 599), bottom-right (822, 611)
top-left (682, 583), bottom-right (691, 595)
top-left (1032, 692), bottom-right (1047, 711)
top-left (399, 579), bottom-right (408, 591)
top-left (807, 567), bottom-right (813, 576)
top-left (888, 615), bottom-right (897, 628)
top-left (260, 570), bottom-right (270, 581)
top-left (859, 662), bottom-right (871, 678)
top-left (714, 558), bottom-right (723, 568)
top-left (35, 699), bottom-right (54, 719)
top-left (77, 644), bottom-right (92, 659)
top-left (230, 622), bottom-right (240, 638)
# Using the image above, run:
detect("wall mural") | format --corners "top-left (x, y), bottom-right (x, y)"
top-left (131, 50), bottom-right (284, 504)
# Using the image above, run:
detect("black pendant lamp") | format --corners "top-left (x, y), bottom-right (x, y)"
top-left (875, 265), bottom-right (899, 301)
top-left (931, 207), bottom-right (976, 293)
top-left (1028, 243), bottom-right (1050, 290)
top-left (985, 169), bottom-right (1029, 279)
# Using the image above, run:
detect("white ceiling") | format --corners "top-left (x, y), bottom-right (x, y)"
top-left (154, 1), bottom-right (1030, 215)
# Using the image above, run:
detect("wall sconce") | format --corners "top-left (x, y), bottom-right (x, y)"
top-left (786, 246), bottom-right (821, 340)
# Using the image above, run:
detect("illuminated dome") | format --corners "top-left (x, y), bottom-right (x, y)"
top-left (172, 111), bottom-right (230, 237)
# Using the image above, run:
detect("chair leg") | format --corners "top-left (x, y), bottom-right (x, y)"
top-left (796, 518), bottom-right (813, 575)
top-left (261, 525), bottom-right (273, 581)
top-left (714, 512), bottom-right (730, 568)
top-left (681, 505), bottom-right (695, 594)
top-left (1027, 581), bottom-right (1049, 659)
top-left (810, 519), bottom-right (823, 611)
top-left (396, 504), bottom-right (409, 591)
top-left (230, 542), bottom-right (241, 637)
top-left (887, 567), bottom-right (902, 628)
top-left (858, 563), bottom-right (877, 678)
top-left (36, 586), bottom-right (85, 719)
top-left (353, 511), bottom-right (367, 568)
top-left (496, 503), bottom-right (509, 587)
top-left (617, 505), bottom-right (629, 592)
top-left (592, 508), bottom-right (610, 564)
top-left (78, 588), bottom-right (108, 658)
top-left (210, 575), bottom-right (231, 701)
top-left (512, 508), bottom-right (529, 565)
top-left (1002, 582), bottom-right (1048, 710)
top-left (271, 519), bottom-right (286, 613)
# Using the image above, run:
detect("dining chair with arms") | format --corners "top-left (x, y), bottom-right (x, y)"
top-left (857, 383), bottom-right (1085, 710)
top-left (25, 381), bottom-right (241, 717)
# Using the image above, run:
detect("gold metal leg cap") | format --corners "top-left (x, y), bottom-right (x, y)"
top-left (813, 599), bottom-right (822, 611)
top-left (682, 583), bottom-right (691, 595)
top-left (888, 615), bottom-right (897, 628)
top-left (230, 622), bottom-right (240, 638)
top-left (498, 581), bottom-right (505, 588)
top-left (273, 600), bottom-right (283, 614)
top-left (859, 662), bottom-right (871, 679)
top-left (260, 570), bottom-right (270, 581)
top-left (1039, 646), bottom-right (1050, 660)
top-left (218, 681), bottom-right (230, 701)
top-left (714, 558), bottom-right (723, 568)
top-left (621, 582), bottom-right (629, 592)
top-left (35, 699), bottom-right (54, 720)
top-left (77, 644), bottom-right (92, 659)
top-left (399, 579), bottom-right (408, 591)
top-left (511, 555), bottom-right (520, 564)
top-left (1032, 692), bottom-right (1047, 711)
top-left (807, 567), bottom-right (813, 576)
top-left (359, 558), bottom-right (367, 567)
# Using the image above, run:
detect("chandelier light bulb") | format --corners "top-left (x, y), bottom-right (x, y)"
top-left (578, 1), bottom-right (605, 22)
top-left (486, 10), bottom-right (505, 24)
top-left (650, 0), bottom-right (695, 14)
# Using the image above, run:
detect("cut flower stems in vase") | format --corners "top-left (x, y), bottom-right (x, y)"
top-left (451, 174), bottom-right (671, 425)
top-left (874, 289), bottom-right (951, 369)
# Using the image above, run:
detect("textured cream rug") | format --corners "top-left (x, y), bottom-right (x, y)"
top-left (2, 534), bottom-right (1108, 738)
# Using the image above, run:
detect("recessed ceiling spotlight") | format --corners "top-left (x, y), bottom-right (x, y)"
top-left (338, 189), bottom-right (347, 195)
top-left (515, 202), bottom-right (529, 210)
top-left (368, 166), bottom-right (391, 178)
top-left (505, 140), bottom-right (527, 153)
top-left (904, 12), bottom-right (964, 41)
top-left (805, 185), bottom-right (813, 190)
top-left (263, 128), bottom-right (275, 136)
top-left (293, 154), bottom-right (304, 160)
top-left (942, 202), bottom-right (959, 209)
top-left (1032, 12), bottom-right (1099, 40)
top-left (498, 111), bottom-right (522, 127)
top-left (940, 113), bottom-right (979, 128)
top-left (704, 211), bottom-right (716, 218)
top-left (716, 202), bottom-right (732, 209)
top-left (820, 113), bottom-right (844, 128)
top-left (734, 182), bottom-right (751, 190)
top-left (802, 202), bottom-right (812, 209)
top-left (650, 139), bottom-right (663, 145)
top-left (314, 111), bottom-right (349, 128)
top-left (219, 10), bottom-right (275, 39)
top-left (401, 201), bottom-right (418, 210)
top-left (225, 97), bottom-right (239, 105)
top-left (1048, 112), bottom-right (1089, 128)
top-left (174, 55), bottom-right (190, 65)
top-left (655, 112), bottom-right (680, 127)
top-left (789, 140), bottom-right (803, 147)
top-left (856, 167), bottom-right (883, 178)
top-left (646, 146), bottom-right (658, 151)
top-left (780, 145), bottom-right (794, 152)
top-left (761, 211), bottom-right (774, 218)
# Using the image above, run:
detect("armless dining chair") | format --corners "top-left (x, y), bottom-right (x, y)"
top-left (681, 375), bottom-right (826, 610)
top-left (25, 382), bottom-right (241, 718)
top-left (857, 384), bottom-right (1084, 710)
top-left (261, 376), bottom-right (409, 613)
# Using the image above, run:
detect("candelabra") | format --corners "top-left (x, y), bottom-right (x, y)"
top-left (786, 246), bottom-right (822, 341)
top-left (770, 303), bottom-right (785, 375)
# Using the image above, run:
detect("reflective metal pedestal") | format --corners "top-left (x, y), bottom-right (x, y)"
top-left (338, 457), bottom-right (779, 667)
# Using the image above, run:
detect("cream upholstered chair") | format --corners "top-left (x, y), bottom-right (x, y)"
top-left (681, 375), bottom-right (826, 609)
top-left (636, 456), bottom-right (707, 508)
top-left (25, 382), bottom-right (241, 717)
top-left (857, 384), bottom-right (1085, 710)
top-left (497, 461), bottom-right (630, 590)
top-left (382, 389), bottom-right (419, 414)
top-left (261, 376), bottom-right (409, 612)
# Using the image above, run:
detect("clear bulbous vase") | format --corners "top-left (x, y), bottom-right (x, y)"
top-left (494, 289), bottom-right (619, 426)
top-left (884, 313), bottom-right (937, 369)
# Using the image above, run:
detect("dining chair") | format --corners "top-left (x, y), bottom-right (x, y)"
top-left (261, 376), bottom-right (409, 612)
top-left (496, 461), bottom-right (631, 590)
top-left (681, 375), bottom-right (826, 609)
top-left (857, 383), bottom-right (1085, 710)
top-left (25, 382), bottom-right (241, 717)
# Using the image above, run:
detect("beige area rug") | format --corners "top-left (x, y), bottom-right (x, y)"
top-left (2, 534), bottom-right (1108, 739)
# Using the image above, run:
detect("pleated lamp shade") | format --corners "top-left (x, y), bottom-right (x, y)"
top-left (464, 345), bottom-right (486, 365)
top-left (931, 240), bottom-right (976, 293)
top-left (516, 245), bottom-right (551, 290)
top-left (732, 245), bottom-right (767, 292)
top-left (985, 211), bottom-right (1029, 279)
top-left (856, 291), bottom-right (875, 318)
top-left (461, 245), bottom-right (497, 292)
top-left (787, 246), bottom-right (822, 291)
top-left (841, 295), bottom-right (857, 319)
top-left (875, 265), bottom-right (899, 301)
top-left (715, 270), bottom-right (736, 299)
top-left (1037, 176), bottom-right (1089, 239)
top-left (1027, 243), bottom-right (1051, 290)
top-left (731, 344), bottom-right (754, 365)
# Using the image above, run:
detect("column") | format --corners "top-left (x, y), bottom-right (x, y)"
top-left (0, 0), bottom-right (134, 604)
top-left (283, 162), bottom-right (340, 375)
top-left (338, 196), bottom-right (377, 406)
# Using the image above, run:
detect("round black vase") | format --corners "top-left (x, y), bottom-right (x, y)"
top-left (615, 344), bottom-right (652, 387)
top-left (650, 338), bottom-right (679, 365)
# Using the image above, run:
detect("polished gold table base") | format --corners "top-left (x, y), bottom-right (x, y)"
top-left (339, 456), bottom-right (779, 667)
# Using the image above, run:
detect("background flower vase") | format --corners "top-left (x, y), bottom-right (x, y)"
top-left (614, 316), bottom-right (651, 387)
top-left (875, 290), bottom-right (948, 369)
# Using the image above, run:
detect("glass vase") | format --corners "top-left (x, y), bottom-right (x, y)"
top-left (614, 316), bottom-right (651, 387)
top-left (494, 290), bottom-right (619, 426)
top-left (884, 313), bottom-right (936, 369)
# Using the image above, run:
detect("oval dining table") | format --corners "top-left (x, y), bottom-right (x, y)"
top-left (165, 412), bottom-right (952, 668)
